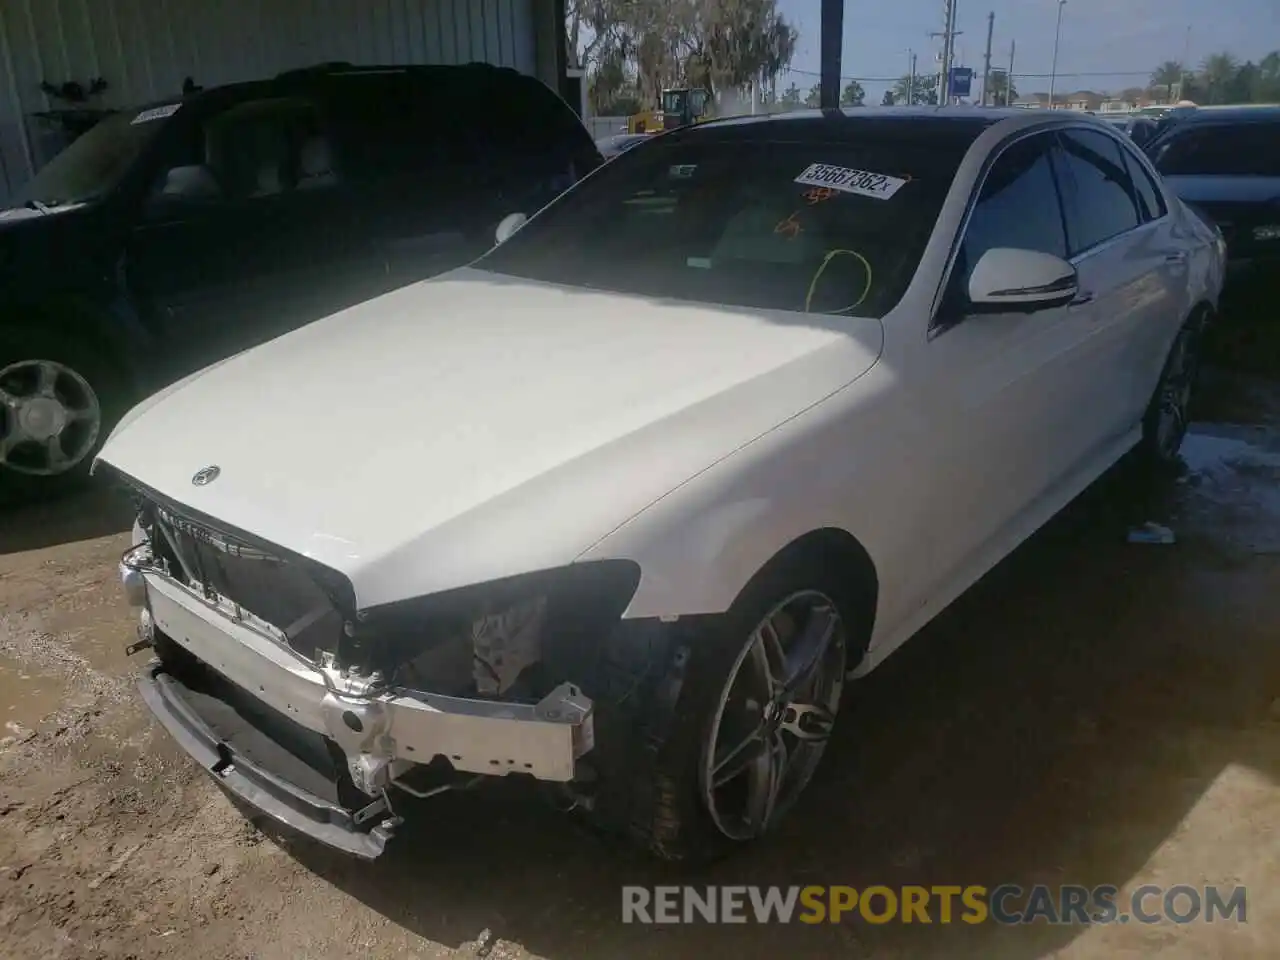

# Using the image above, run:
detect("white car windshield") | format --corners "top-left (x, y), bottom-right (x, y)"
top-left (478, 131), bottom-right (973, 320)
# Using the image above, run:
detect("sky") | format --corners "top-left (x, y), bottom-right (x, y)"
top-left (774, 0), bottom-right (1279, 101)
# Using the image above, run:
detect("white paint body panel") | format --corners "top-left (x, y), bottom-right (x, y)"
top-left (99, 112), bottom-right (1224, 676)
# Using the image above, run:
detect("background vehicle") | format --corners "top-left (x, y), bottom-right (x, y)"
top-left (596, 132), bottom-right (653, 159)
top-left (1146, 106), bottom-right (1280, 321)
top-left (99, 107), bottom-right (1221, 864)
top-left (0, 62), bottom-right (601, 504)
top-left (1101, 114), bottom-right (1160, 147)
top-left (626, 87), bottom-right (712, 133)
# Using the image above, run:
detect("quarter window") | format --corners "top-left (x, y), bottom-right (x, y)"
top-left (1056, 129), bottom-right (1141, 254)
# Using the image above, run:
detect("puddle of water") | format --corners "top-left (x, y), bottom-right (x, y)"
top-left (1177, 426), bottom-right (1280, 554)
top-left (0, 654), bottom-right (68, 731)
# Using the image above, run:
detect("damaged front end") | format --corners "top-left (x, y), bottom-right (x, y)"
top-left (117, 483), bottom-right (642, 858)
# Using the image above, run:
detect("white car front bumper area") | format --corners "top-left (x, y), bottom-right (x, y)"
top-left (121, 545), bottom-right (595, 859)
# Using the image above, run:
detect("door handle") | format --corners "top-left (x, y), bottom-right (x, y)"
top-left (1164, 251), bottom-right (1188, 264)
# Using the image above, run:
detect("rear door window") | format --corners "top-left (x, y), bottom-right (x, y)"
top-left (1120, 145), bottom-right (1166, 221)
top-left (1055, 129), bottom-right (1142, 255)
top-left (325, 74), bottom-right (444, 182)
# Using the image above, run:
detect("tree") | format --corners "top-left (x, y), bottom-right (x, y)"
top-left (1199, 52), bottom-right (1240, 104)
top-left (893, 73), bottom-right (938, 105)
top-left (881, 90), bottom-right (896, 106)
top-left (840, 79), bottom-right (865, 107)
top-left (1257, 51), bottom-right (1280, 102)
top-left (986, 69), bottom-right (1017, 106)
top-left (1150, 60), bottom-right (1184, 100)
top-left (804, 82), bottom-right (822, 108)
top-left (780, 82), bottom-right (802, 107)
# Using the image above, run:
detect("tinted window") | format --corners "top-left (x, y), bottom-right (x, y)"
top-left (199, 98), bottom-right (334, 200)
top-left (1152, 122), bottom-right (1280, 176)
top-left (964, 133), bottom-right (1068, 262)
top-left (478, 135), bottom-right (971, 319)
top-left (1121, 146), bottom-right (1166, 221)
top-left (1056, 129), bottom-right (1140, 254)
top-left (327, 75), bottom-right (443, 181)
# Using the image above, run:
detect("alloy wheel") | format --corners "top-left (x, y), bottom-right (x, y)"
top-left (1155, 325), bottom-right (1200, 460)
top-left (701, 590), bottom-right (847, 841)
top-left (0, 359), bottom-right (102, 476)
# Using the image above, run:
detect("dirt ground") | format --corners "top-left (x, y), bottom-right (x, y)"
top-left (2, 370), bottom-right (1279, 960)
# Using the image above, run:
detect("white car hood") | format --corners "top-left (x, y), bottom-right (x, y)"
top-left (99, 268), bottom-right (882, 608)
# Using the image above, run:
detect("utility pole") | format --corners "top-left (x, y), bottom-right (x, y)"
top-left (981, 11), bottom-right (995, 106)
top-left (1178, 23), bottom-right (1191, 101)
top-left (908, 50), bottom-right (917, 105)
top-left (1047, 0), bottom-right (1066, 109)
top-left (1008, 38), bottom-right (1016, 106)
top-left (930, 0), bottom-right (962, 105)
top-left (819, 0), bottom-right (844, 109)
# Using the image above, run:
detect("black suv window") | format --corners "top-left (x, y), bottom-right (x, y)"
top-left (1151, 121), bottom-right (1280, 177)
top-left (200, 98), bottom-right (335, 200)
top-left (1121, 145), bottom-right (1166, 221)
top-left (444, 70), bottom-right (602, 204)
top-left (325, 74), bottom-right (441, 181)
top-left (1056, 129), bottom-right (1141, 254)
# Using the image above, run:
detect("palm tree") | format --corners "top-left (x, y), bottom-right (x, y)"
top-left (1151, 60), bottom-right (1184, 101)
top-left (1199, 52), bottom-right (1240, 104)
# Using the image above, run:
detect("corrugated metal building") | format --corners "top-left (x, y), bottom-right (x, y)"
top-left (0, 0), bottom-right (567, 205)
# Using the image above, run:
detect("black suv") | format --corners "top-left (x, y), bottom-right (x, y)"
top-left (0, 62), bottom-right (602, 502)
top-left (1146, 107), bottom-right (1280, 318)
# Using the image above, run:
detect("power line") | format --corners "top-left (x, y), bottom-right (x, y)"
top-left (784, 66), bottom-right (1155, 82)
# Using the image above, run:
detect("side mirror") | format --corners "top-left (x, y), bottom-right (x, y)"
top-left (149, 164), bottom-right (223, 210)
top-left (967, 247), bottom-right (1078, 312)
top-left (494, 212), bottom-right (528, 245)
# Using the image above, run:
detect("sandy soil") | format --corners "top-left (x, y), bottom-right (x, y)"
top-left (1, 371), bottom-right (1279, 960)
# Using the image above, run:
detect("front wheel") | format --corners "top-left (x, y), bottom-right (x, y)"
top-left (0, 327), bottom-right (127, 505)
top-left (586, 554), bottom-right (863, 862)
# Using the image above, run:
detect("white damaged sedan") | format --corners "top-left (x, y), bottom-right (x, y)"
top-left (96, 107), bottom-right (1223, 862)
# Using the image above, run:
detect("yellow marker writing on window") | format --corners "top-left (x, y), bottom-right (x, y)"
top-left (805, 249), bottom-right (874, 314)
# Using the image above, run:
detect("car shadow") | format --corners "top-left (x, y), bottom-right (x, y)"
top-left (255, 401), bottom-right (1280, 958)
top-left (0, 482), bottom-right (133, 556)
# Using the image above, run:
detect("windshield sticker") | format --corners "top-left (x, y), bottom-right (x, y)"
top-left (132, 103), bottom-right (181, 124)
top-left (794, 163), bottom-right (908, 200)
top-left (669, 164), bottom-right (698, 179)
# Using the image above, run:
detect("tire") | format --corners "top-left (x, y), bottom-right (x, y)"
top-left (1135, 309), bottom-right (1208, 472)
top-left (584, 550), bottom-right (868, 863)
top-left (0, 322), bottom-right (130, 507)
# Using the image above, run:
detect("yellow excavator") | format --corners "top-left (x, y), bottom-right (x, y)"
top-left (627, 87), bottom-right (712, 134)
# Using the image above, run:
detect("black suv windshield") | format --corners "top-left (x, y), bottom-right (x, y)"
top-left (12, 108), bottom-right (168, 208)
top-left (477, 132), bottom-right (969, 319)
top-left (1151, 121), bottom-right (1280, 177)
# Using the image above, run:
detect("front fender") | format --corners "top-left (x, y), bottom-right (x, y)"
top-left (579, 363), bottom-right (904, 626)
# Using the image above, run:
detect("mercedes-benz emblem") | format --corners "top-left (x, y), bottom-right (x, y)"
top-left (191, 465), bottom-right (221, 486)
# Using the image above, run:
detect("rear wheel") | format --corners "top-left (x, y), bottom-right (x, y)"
top-left (0, 325), bottom-right (127, 505)
top-left (1137, 310), bottom-right (1207, 470)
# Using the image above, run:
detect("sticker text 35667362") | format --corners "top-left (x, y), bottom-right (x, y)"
top-left (794, 163), bottom-right (909, 200)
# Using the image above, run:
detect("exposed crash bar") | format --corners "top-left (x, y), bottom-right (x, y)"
top-left (138, 570), bottom-right (594, 788)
